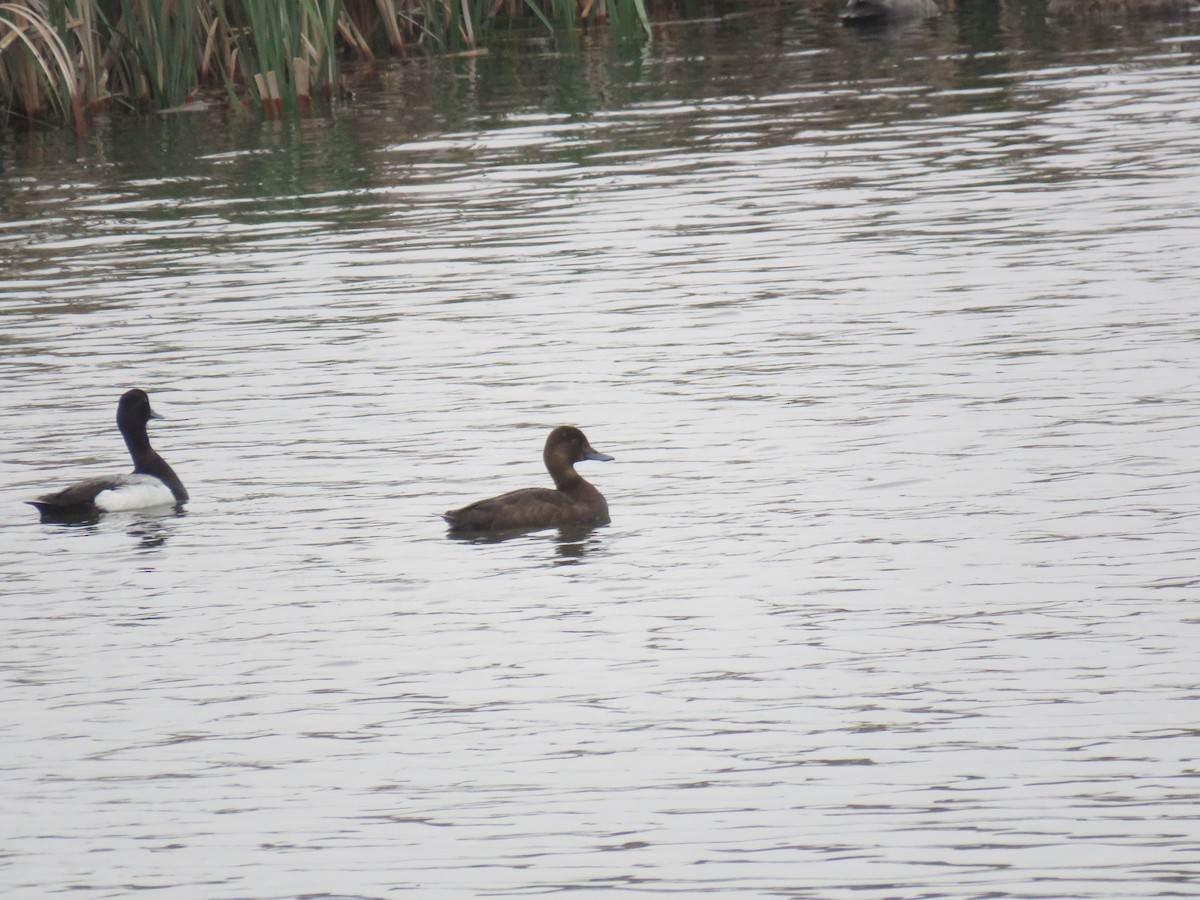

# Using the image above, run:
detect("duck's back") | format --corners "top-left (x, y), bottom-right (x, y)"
top-left (30, 473), bottom-right (178, 515)
top-left (29, 476), bottom-right (122, 514)
top-left (444, 486), bottom-right (608, 532)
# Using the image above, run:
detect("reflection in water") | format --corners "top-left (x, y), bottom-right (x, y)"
top-left (2, 3), bottom-right (1200, 898)
top-left (31, 507), bottom-right (184, 550)
top-left (124, 510), bottom-right (183, 550)
top-left (445, 521), bottom-right (605, 555)
top-left (30, 507), bottom-right (103, 527)
top-left (545, 525), bottom-right (610, 566)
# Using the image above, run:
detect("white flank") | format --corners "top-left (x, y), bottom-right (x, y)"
top-left (94, 476), bottom-right (176, 511)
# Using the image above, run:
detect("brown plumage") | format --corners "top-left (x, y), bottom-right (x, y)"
top-left (443, 426), bottom-right (613, 533)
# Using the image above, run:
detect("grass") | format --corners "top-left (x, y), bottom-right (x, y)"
top-left (0, 0), bottom-right (657, 127)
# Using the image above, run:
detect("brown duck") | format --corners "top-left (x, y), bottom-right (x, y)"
top-left (443, 426), bottom-right (613, 533)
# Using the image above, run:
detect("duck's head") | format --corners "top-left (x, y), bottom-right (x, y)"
top-left (545, 425), bottom-right (613, 470)
top-left (116, 389), bottom-right (163, 437)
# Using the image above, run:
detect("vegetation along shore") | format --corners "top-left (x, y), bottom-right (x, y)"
top-left (0, 0), bottom-right (660, 128)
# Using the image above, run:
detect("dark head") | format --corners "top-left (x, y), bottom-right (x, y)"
top-left (543, 426), bottom-right (612, 490)
top-left (544, 426), bottom-right (613, 469)
top-left (117, 388), bottom-right (162, 451)
top-left (118, 389), bottom-right (161, 428)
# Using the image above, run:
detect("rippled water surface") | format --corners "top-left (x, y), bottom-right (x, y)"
top-left (3, 3), bottom-right (1200, 897)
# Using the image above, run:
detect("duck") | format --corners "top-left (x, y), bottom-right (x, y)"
top-left (840, 0), bottom-right (940, 25)
top-left (28, 389), bottom-right (188, 519)
top-left (443, 425), bottom-right (613, 533)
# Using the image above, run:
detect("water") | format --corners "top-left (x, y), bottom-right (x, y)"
top-left (2, 3), bottom-right (1200, 897)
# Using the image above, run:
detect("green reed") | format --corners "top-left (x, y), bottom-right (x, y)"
top-left (0, 0), bottom-right (655, 127)
top-left (223, 0), bottom-right (341, 115)
top-left (107, 0), bottom-right (206, 109)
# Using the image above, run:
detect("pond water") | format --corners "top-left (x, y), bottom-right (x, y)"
top-left (2, 1), bottom-right (1200, 896)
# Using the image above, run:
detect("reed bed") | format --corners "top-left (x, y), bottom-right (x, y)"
top-left (0, 0), bottom-right (655, 127)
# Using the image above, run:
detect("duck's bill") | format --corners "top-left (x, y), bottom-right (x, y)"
top-left (584, 447), bottom-right (614, 462)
